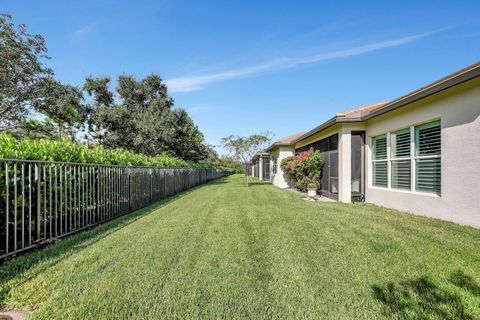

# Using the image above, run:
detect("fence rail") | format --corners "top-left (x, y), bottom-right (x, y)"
top-left (0, 159), bottom-right (230, 259)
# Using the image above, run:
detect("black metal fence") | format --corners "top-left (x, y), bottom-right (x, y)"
top-left (0, 159), bottom-right (230, 259)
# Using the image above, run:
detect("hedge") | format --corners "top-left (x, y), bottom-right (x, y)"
top-left (0, 132), bottom-right (213, 168)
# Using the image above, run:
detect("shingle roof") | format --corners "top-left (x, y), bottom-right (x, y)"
top-left (336, 101), bottom-right (390, 118)
top-left (265, 131), bottom-right (305, 151)
top-left (275, 131), bottom-right (306, 144)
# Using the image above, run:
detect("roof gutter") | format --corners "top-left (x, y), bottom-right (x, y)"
top-left (265, 142), bottom-right (292, 152)
top-left (289, 62), bottom-right (480, 146)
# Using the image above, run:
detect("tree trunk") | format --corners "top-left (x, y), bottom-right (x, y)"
top-left (59, 122), bottom-right (63, 139)
top-left (244, 164), bottom-right (249, 187)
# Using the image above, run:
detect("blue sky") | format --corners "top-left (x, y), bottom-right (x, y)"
top-left (3, 0), bottom-right (480, 153)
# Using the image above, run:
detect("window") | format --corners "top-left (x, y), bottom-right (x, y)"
top-left (271, 156), bottom-right (277, 175)
top-left (371, 120), bottom-right (441, 195)
top-left (372, 135), bottom-right (387, 187)
top-left (415, 121), bottom-right (441, 194)
top-left (390, 128), bottom-right (411, 190)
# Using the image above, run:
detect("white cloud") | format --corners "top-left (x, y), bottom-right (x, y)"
top-left (165, 31), bottom-right (439, 92)
top-left (71, 22), bottom-right (99, 44)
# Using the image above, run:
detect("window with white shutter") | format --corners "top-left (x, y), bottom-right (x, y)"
top-left (372, 135), bottom-right (387, 187)
top-left (370, 119), bottom-right (441, 195)
top-left (415, 121), bottom-right (441, 194)
top-left (391, 128), bottom-right (411, 190)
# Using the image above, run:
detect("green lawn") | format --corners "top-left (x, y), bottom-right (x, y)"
top-left (1, 174), bottom-right (479, 319)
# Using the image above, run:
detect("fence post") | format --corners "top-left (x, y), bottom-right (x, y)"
top-left (95, 165), bottom-right (100, 224)
top-left (163, 170), bottom-right (166, 199)
top-left (149, 168), bottom-right (153, 205)
top-left (36, 163), bottom-right (41, 242)
top-left (128, 168), bottom-right (131, 211)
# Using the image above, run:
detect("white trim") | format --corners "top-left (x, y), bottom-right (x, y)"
top-left (369, 186), bottom-right (441, 198)
top-left (410, 126), bottom-right (416, 192)
top-left (390, 127), bottom-right (412, 191)
top-left (369, 119), bottom-right (441, 196)
top-left (386, 132), bottom-right (391, 189)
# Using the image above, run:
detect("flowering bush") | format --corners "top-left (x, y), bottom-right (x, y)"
top-left (280, 148), bottom-right (324, 192)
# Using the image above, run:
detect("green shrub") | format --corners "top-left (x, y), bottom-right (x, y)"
top-left (215, 159), bottom-right (244, 173)
top-left (307, 182), bottom-right (318, 189)
top-left (0, 132), bottom-right (214, 168)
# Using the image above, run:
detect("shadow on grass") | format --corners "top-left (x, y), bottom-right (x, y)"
top-left (245, 181), bottom-right (271, 187)
top-left (0, 180), bottom-right (216, 308)
top-left (204, 177), bottom-right (229, 185)
top-left (449, 270), bottom-right (480, 297)
top-left (372, 271), bottom-right (480, 319)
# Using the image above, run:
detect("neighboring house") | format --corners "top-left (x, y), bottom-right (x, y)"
top-left (266, 61), bottom-right (480, 228)
top-left (264, 132), bottom-right (305, 187)
top-left (250, 152), bottom-right (271, 181)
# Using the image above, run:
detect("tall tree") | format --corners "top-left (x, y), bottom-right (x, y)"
top-left (0, 13), bottom-right (53, 129)
top-left (169, 109), bottom-right (209, 161)
top-left (32, 77), bottom-right (87, 140)
top-left (85, 74), bottom-right (209, 161)
top-left (8, 118), bottom-right (58, 140)
top-left (220, 133), bottom-right (273, 186)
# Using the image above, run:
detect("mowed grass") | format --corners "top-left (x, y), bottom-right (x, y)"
top-left (1, 174), bottom-right (479, 319)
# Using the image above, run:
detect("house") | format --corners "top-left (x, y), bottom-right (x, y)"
top-left (266, 61), bottom-right (480, 228)
top-left (264, 132), bottom-right (305, 187)
top-left (249, 152), bottom-right (271, 181)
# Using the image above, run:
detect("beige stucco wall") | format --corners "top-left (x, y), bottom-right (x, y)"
top-left (337, 123), bottom-right (367, 202)
top-left (270, 146), bottom-right (295, 188)
top-left (267, 77), bottom-right (479, 227)
top-left (365, 78), bottom-right (480, 228)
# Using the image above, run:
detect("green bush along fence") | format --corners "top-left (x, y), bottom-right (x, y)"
top-left (0, 158), bottom-right (230, 259)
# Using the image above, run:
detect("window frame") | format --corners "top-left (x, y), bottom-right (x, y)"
top-left (370, 119), bottom-right (441, 196)
top-left (371, 134), bottom-right (388, 187)
top-left (390, 127), bottom-right (412, 190)
top-left (414, 120), bottom-right (441, 194)
top-left (271, 155), bottom-right (278, 175)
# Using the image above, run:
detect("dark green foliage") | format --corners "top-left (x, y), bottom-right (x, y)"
top-left (8, 118), bottom-right (59, 140)
top-left (85, 75), bottom-right (209, 161)
top-left (0, 132), bottom-right (209, 168)
top-left (1, 15), bottom-right (212, 164)
top-left (32, 77), bottom-right (87, 139)
top-left (0, 14), bottom-right (87, 139)
top-left (215, 157), bottom-right (244, 173)
top-left (0, 14), bottom-right (53, 129)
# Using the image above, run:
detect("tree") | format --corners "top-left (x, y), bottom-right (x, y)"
top-left (169, 109), bottom-right (209, 161)
top-left (0, 13), bottom-right (53, 129)
top-left (204, 143), bottom-right (220, 163)
top-left (32, 77), bottom-right (87, 140)
top-left (0, 14), bottom-right (211, 163)
top-left (8, 118), bottom-right (58, 140)
top-left (220, 132), bottom-right (273, 186)
top-left (216, 157), bottom-right (244, 174)
top-left (85, 74), bottom-right (209, 161)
